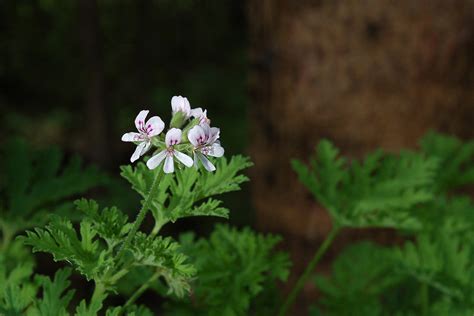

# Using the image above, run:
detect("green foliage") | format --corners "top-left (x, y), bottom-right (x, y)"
top-left (304, 133), bottom-right (474, 316)
top-left (30, 268), bottom-right (75, 316)
top-left (20, 215), bottom-right (107, 281)
top-left (292, 140), bottom-right (438, 229)
top-left (128, 232), bottom-right (196, 298)
top-left (20, 199), bottom-right (195, 299)
top-left (420, 131), bottom-right (474, 192)
top-left (121, 155), bottom-right (252, 227)
top-left (313, 242), bottom-right (399, 316)
top-left (0, 257), bottom-right (36, 315)
top-left (165, 224), bottom-right (290, 316)
top-left (0, 139), bottom-right (106, 246)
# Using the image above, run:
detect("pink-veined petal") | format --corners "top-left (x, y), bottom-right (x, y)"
top-left (121, 132), bottom-right (141, 142)
top-left (208, 143), bottom-right (224, 157)
top-left (135, 110), bottom-right (149, 131)
top-left (198, 153), bottom-right (216, 172)
top-left (145, 116), bottom-right (165, 137)
top-left (163, 155), bottom-right (174, 173)
top-left (174, 150), bottom-right (193, 167)
top-left (188, 125), bottom-right (206, 147)
top-left (165, 128), bottom-right (182, 147)
top-left (146, 150), bottom-right (167, 170)
top-left (131, 142), bottom-right (146, 163)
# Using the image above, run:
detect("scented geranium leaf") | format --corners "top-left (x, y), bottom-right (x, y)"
top-left (193, 155), bottom-right (253, 199)
top-left (74, 295), bottom-right (105, 316)
top-left (165, 225), bottom-right (290, 316)
top-left (74, 199), bottom-right (132, 248)
top-left (0, 258), bottom-right (36, 316)
top-left (313, 242), bottom-right (399, 316)
top-left (293, 140), bottom-right (438, 229)
top-left (20, 216), bottom-right (106, 281)
top-left (0, 139), bottom-right (106, 235)
top-left (127, 232), bottom-right (196, 298)
top-left (393, 223), bottom-right (472, 300)
top-left (120, 163), bottom-right (171, 203)
top-left (105, 305), bottom-right (154, 316)
top-left (120, 155), bottom-right (251, 228)
top-left (167, 198), bottom-right (228, 222)
top-left (30, 268), bottom-right (75, 316)
top-left (420, 131), bottom-right (474, 192)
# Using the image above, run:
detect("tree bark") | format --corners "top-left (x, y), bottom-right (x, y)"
top-left (248, 0), bottom-right (474, 314)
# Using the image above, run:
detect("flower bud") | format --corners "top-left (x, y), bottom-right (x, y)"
top-left (170, 111), bottom-right (187, 129)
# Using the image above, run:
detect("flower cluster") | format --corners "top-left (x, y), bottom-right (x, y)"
top-left (121, 96), bottom-right (224, 173)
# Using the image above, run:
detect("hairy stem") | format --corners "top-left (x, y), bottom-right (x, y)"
top-left (421, 281), bottom-right (429, 316)
top-left (0, 221), bottom-right (13, 252)
top-left (278, 226), bottom-right (340, 316)
top-left (90, 281), bottom-right (106, 311)
top-left (122, 270), bottom-right (160, 310)
top-left (115, 169), bottom-right (163, 264)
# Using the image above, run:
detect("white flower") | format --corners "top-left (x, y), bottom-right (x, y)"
top-left (122, 110), bottom-right (165, 163)
top-left (190, 107), bottom-right (210, 125)
top-left (188, 124), bottom-right (224, 172)
top-left (146, 128), bottom-right (193, 173)
top-left (171, 95), bottom-right (191, 118)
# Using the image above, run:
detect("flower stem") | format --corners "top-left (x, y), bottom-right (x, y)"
top-left (89, 281), bottom-right (106, 311)
top-left (421, 281), bottom-right (429, 316)
top-left (115, 169), bottom-right (163, 264)
top-left (278, 226), bottom-right (340, 316)
top-left (123, 270), bottom-right (160, 310)
top-left (0, 222), bottom-right (13, 252)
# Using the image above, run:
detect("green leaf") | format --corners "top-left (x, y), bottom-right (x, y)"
top-left (75, 199), bottom-right (132, 248)
top-left (165, 225), bottom-right (290, 315)
top-left (30, 268), bottom-right (75, 316)
top-left (420, 131), bottom-right (474, 192)
top-left (126, 232), bottom-right (196, 298)
top-left (1, 138), bottom-right (106, 235)
top-left (313, 242), bottom-right (399, 316)
top-left (0, 257), bottom-right (36, 316)
top-left (120, 155), bottom-right (251, 228)
top-left (293, 140), bottom-right (438, 228)
top-left (20, 216), bottom-right (105, 281)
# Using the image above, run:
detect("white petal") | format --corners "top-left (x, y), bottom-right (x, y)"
top-left (198, 153), bottom-right (216, 172)
top-left (188, 125), bottom-right (205, 147)
top-left (121, 132), bottom-right (141, 142)
top-left (208, 143), bottom-right (224, 157)
top-left (145, 116), bottom-right (165, 137)
top-left (140, 141), bottom-right (151, 156)
top-left (135, 110), bottom-right (149, 131)
top-left (131, 142), bottom-right (146, 163)
top-left (190, 107), bottom-right (203, 118)
top-left (174, 150), bottom-right (194, 167)
top-left (165, 128), bottom-right (182, 147)
top-left (193, 152), bottom-right (199, 168)
top-left (208, 127), bottom-right (220, 144)
top-left (171, 96), bottom-right (191, 116)
top-left (163, 155), bottom-right (174, 173)
top-left (146, 150), bottom-right (167, 169)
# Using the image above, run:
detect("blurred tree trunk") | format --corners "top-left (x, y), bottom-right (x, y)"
top-left (78, 0), bottom-right (109, 166)
top-left (248, 0), bottom-right (474, 313)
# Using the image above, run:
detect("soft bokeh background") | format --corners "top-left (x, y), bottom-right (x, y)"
top-left (2, 0), bottom-right (474, 314)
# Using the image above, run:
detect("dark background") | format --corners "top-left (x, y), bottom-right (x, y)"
top-left (0, 0), bottom-right (252, 226)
